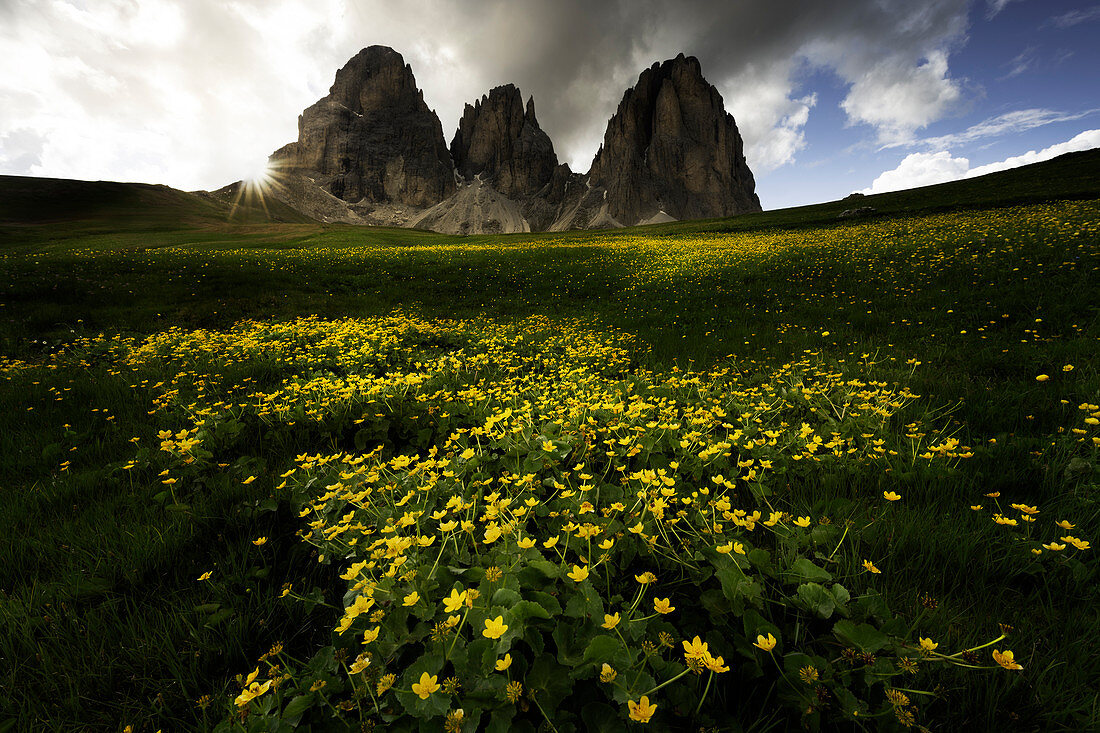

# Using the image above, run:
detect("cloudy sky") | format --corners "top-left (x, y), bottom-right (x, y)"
top-left (1, 0), bottom-right (1098, 210)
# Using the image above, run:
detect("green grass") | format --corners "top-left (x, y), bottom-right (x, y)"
top-left (0, 150), bottom-right (1098, 731)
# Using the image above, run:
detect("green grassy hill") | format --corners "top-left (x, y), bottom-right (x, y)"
top-left (0, 174), bottom-right (315, 242)
top-left (0, 148), bottom-right (1097, 732)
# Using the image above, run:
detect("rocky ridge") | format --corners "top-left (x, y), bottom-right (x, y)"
top-left (266, 46), bottom-right (761, 232)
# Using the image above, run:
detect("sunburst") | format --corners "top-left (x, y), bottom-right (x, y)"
top-left (228, 157), bottom-right (291, 222)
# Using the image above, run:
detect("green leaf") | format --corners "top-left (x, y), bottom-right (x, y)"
top-left (491, 588), bottom-right (522, 607)
top-left (526, 655), bottom-right (574, 709)
top-left (833, 620), bottom-right (889, 654)
top-left (552, 623), bottom-right (586, 667)
top-left (517, 559), bottom-right (559, 587)
top-left (582, 634), bottom-right (630, 669)
top-left (830, 583), bottom-right (851, 615)
top-left (810, 524), bottom-right (839, 545)
top-left (205, 608), bottom-right (234, 626)
top-left (485, 708), bottom-right (516, 733)
top-left (281, 693), bottom-right (314, 722)
top-left (525, 590), bottom-right (563, 617)
top-left (580, 702), bottom-right (621, 732)
top-left (795, 582), bottom-right (836, 619)
top-left (510, 599), bottom-right (552, 624)
top-left (787, 558), bottom-right (832, 583)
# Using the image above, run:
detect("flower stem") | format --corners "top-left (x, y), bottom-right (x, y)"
top-left (694, 670), bottom-right (714, 716)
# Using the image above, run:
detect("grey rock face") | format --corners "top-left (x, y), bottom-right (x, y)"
top-left (267, 47), bottom-right (762, 233)
top-left (588, 53), bottom-right (761, 225)
top-left (450, 85), bottom-right (558, 198)
top-left (273, 46), bottom-right (454, 207)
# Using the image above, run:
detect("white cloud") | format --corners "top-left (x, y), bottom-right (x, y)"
top-left (966, 129), bottom-right (1100, 176)
top-left (720, 62), bottom-right (816, 173)
top-left (858, 129), bottom-right (1100, 193)
top-left (986, 0), bottom-right (1024, 19)
top-left (1046, 6), bottom-right (1100, 28)
top-left (858, 150), bottom-right (970, 194)
top-left (919, 108), bottom-right (1099, 149)
top-left (1000, 46), bottom-right (1037, 79)
top-left (841, 51), bottom-right (963, 144)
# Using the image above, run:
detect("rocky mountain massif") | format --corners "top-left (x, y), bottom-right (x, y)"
top-left (266, 46), bottom-right (761, 233)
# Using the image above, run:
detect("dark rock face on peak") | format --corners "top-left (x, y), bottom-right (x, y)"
top-left (450, 85), bottom-right (557, 198)
top-left (588, 53), bottom-right (761, 226)
top-left (273, 45), bottom-right (454, 207)
top-left (265, 47), bottom-right (762, 232)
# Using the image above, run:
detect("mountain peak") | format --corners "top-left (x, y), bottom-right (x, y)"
top-left (589, 53), bottom-right (760, 224)
top-left (450, 84), bottom-right (557, 198)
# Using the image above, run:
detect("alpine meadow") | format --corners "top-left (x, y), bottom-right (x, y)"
top-left (2, 148), bottom-right (1099, 732)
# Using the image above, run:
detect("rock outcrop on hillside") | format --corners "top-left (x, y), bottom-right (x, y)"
top-left (271, 46), bottom-right (454, 208)
top-left (265, 46), bottom-right (761, 232)
top-left (587, 53), bottom-right (761, 225)
top-left (450, 85), bottom-right (558, 198)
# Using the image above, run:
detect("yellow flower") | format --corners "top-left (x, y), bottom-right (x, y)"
top-left (753, 633), bottom-right (777, 652)
top-left (919, 637), bottom-right (938, 652)
top-left (517, 537), bottom-right (536, 549)
top-left (704, 654), bottom-right (729, 673)
top-left (635, 572), bottom-right (656, 584)
top-left (439, 520), bottom-right (458, 533)
top-left (443, 588), bottom-right (468, 613)
top-left (483, 615), bottom-right (508, 639)
top-left (1062, 535), bottom-right (1090, 551)
top-left (600, 663), bottom-right (617, 682)
top-left (403, 591), bottom-right (420, 606)
top-left (412, 671), bottom-right (440, 699)
top-left (197, 571), bottom-right (212, 581)
top-left (242, 475), bottom-right (256, 484)
top-left (599, 538), bottom-right (614, 550)
top-left (495, 653), bottom-right (513, 671)
top-left (460, 448), bottom-right (475, 460)
top-left (1056, 520), bottom-right (1075, 530)
top-left (862, 560), bottom-right (881, 574)
top-left (883, 491), bottom-right (902, 501)
top-left (1063, 364), bottom-right (1074, 372)
top-left (349, 654), bottom-right (371, 674)
top-left (483, 524), bottom-right (502, 543)
top-left (992, 649), bottom-right (1023, 670)
top-left (716, 542), bottom-right (733, 554)
top-left (362, 626), bottom-right (380, 644)
top-left (542, 440), bottom-right (555, 452)
top-left (567, 564), bottom-right (590, 582)
top-left (734, 542), bottom-right (746, 555)
top-left (234, 679), bottom-right (271, 707)
top-left (543, 536), bottom-right (559, 549)
top-left (252, 536), bottom-right (267, 546)
top-left (683, 636), bottom-right (709, 660)
top-left (793, 516), bottom-right (811, 528)
top-left (627, 695), bottom-right (657, 723)
top-left (1035, 374), bottom-right (1049, 382)
top-left (653, 597), bottom-right (675, 614)
top-left (602, 612), bottom-right (621, 630)
top-left (1043, 542), bottom-right (1066, 551)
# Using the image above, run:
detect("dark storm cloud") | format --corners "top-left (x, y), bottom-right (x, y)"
top-left (337, 0), bottom-right (972, 170)
top-left (0, 0), bottom-right (970, 188)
